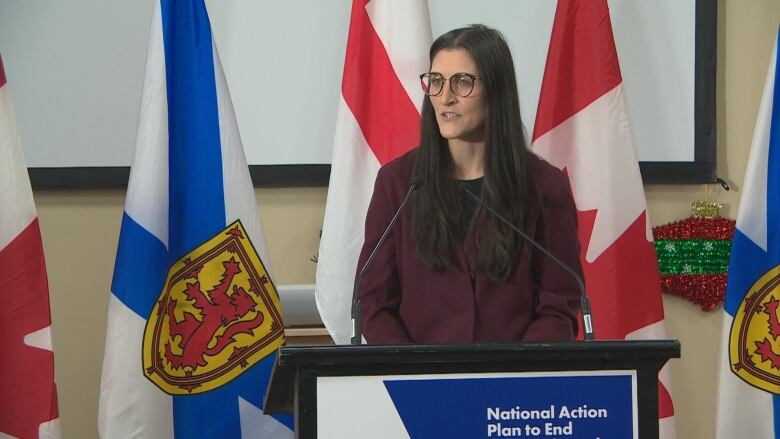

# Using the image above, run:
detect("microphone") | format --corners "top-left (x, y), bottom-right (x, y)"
top-left (462, 186), bottom-right (595, 341)
top-left (351, 177), bottom-right (422, 345)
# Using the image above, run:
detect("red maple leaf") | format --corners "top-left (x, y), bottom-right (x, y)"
top-left (577, 208), bottom-right (673, 417)
top-left (0, 219), bottom-right (59, 438)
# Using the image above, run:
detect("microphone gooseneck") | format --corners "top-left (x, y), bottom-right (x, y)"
top-left (463, 186), bottom-right (595, 341)
top-left (351, 178), bottom-right (422, 345)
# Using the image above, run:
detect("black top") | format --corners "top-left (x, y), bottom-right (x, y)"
top-left (456, 176), bottom-right (484, 234)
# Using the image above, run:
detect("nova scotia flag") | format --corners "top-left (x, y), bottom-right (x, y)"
top-left (716, 26), bottom-right (780, 439)
top-left (97, 1), bottom-right (292, 437)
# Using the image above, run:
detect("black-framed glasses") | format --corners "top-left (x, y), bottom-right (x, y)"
top-left (420, 72), bottom-right (482, 98)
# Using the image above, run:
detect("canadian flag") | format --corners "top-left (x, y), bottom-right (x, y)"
top-left (0, 55), bottom-right (61, 438)
top-left (531, 1), bottom-right (675, 437)
top-left (315, 0), bottom-right (432, 344)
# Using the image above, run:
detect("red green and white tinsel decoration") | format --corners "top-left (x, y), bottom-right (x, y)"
top-left (652, 201), bottom-right (735, 311)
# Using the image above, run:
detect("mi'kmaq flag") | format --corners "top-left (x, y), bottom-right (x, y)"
top-left (715, 26), bottom-right (780, 439)
top-left (315, 0), bottom-right (432, 344)
top-left (98, 0), bottom-right (290, 437)
top-left (0, 54), bottom-right (61, 438)
top-left (531, 0), bottom-right (675, 436)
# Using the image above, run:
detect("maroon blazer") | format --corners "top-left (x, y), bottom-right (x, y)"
top-left (357, 148), bottom-right (582, 344)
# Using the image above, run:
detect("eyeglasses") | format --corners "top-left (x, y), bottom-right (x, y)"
top-left (420, 72), bottom-right (482, 98)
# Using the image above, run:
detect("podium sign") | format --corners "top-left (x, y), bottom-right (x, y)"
top-left (318, 370), bottom-right (638, 438)
top-left (265, 341), bottom-right (679, 438)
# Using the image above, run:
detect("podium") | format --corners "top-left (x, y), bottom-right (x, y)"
top-left (265, 340), bottom-right (679, 438)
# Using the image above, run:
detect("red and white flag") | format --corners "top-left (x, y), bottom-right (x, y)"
top-left (531, 1), bottom-right (675, 436)
top-left (0, 55), bottom-right (61, 438)
top-left (315, 0), bottom-right (432, 344)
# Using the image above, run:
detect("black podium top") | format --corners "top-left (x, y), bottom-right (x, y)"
top-left (265, 340), bottom-right (680, 414)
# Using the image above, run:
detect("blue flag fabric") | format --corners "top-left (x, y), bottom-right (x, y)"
top-left (716, 26), bottom-right (780, 439)
top-left (98, 1), bottom-right (292, 437)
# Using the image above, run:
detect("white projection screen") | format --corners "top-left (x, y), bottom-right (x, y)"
top-left (0, 0), bottom-right (715, 188)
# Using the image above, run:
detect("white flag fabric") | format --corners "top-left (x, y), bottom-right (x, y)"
top-left (531, 1), bottom-right (675, 437)
top-left (0, 53), bottom-right (61, 439)
top-left (315, 0), bottom-right (431, 344)
top-left (98, 1), bottom-right (290, 437)
top-left (715, 27), bottom-right (780, 439)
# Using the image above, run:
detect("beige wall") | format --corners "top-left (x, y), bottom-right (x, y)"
top-left (34, 1), bottom-right (780, 437)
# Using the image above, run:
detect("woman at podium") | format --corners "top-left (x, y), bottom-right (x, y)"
top-left (356, 25), bottom-right (583, 344)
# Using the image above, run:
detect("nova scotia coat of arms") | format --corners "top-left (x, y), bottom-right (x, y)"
top-left (142, 220), bottom-right (285, 394)
top-left (730, 265), bottom-right (780, 394)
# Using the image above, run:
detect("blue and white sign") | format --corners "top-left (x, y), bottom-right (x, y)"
top-left (317, 370), bottom-right (638, 439)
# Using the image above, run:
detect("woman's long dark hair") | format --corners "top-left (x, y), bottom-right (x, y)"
top-left (411, 25), bottom-right (531, 283)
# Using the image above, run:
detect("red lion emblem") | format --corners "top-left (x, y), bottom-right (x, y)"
top-left (164, 257), bottom-right (264, 371)
top-left (143, 220), bottom-right (285, 395)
